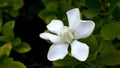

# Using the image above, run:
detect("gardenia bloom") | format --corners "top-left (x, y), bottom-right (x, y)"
top-left (39, 8), bottom-right (95, 61)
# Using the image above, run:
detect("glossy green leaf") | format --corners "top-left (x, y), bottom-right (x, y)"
top-left (82, 10), bottom-right (98, 19)
top-left (58, 0), bottom-right (72, 12)
top-left (9, 61), bottom-right (26, 68)
top-left (101, 51), bottom-right (120, 66)
top-left (14, 42), bottom-right (31, 53)
top-left (0, 57), bottom-right (26, 68)
top-left (13, 0), bottom-right (24, 10)
top-left (0, 36), bottom-right (10, 42)
top-left (45, 15), bottom-right (57, 24)
top-left (98, 40), bottom-right (112, 55)
top-left (2, 21), bottom-right (15, 41)
top-left (2, 20), bottom-right (15, 35)
top-left (8, 10), bottom-right (19, 17)
top-left (89, 55), bottom-right (105, 68)
top-left (53, 55), bottom-right (80, 67)
top-left (12, 37), bottom-right (21, 47)
top-left (0, 42), bottom-right (12, 57)
top-left (46, 2), bottom-right (58, 13)
top-left (73, 0), bottom-right (85, 8)
top-left (101, 22), bottom-right (120, 40)
top-left (3, 30), bottom-right (14, 41)
top-left (0, 57), bottom-right (14, 68)
top-left (38, 9), bottom-right (51, 20)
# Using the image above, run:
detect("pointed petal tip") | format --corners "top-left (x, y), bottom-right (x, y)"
top-left (39, 33), bottom-right (46, 39)
top-left (39, 33), bottom-right (63, 43)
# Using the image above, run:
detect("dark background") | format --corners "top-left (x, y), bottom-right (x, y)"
top-left (11, 0), bottom-right (52, 68)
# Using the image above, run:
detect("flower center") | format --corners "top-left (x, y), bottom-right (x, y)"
top-left (60, 26), bottom-right (74, 43)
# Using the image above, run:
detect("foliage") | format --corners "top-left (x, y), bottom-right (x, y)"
top-left (39, 0), bottom-right (120, 68)
top-left (0, 20), bottom-right (31, 68)
top-left (0, 0), bottom-right (31, 68)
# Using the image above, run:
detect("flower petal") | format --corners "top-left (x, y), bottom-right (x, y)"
top-left (47, 20), bottom-right (64, 35)
top-left (39, 33), bottom-right (63, 44)
top-left (71, 40), bottom-right (89, 61)
top-left (47, 43), bottom-right (69, 61)
top-left (66, 8), bottom-right (81, 29)
top-left (74, 20), bottom-right (95, 39)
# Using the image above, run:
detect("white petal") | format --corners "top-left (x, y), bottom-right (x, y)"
top-left (39, 33), bottom-right (63, 44)
top-left (71, 40), bottom-right (89, 61)
top-left (47, 20), bottom-right (64, 35)
top-left (66, 8), bottom-right (81, 29)
top-left (47, 43), bottom-right (69, 61)
top-left (74, 20), bottom-right (95, 39)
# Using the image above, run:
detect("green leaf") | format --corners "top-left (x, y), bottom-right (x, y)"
top-left (53, 55), bottom-right (80, 67)
top-left (82, 10), bottom-right (98, 19)
top-left (0, 42), bottom-right (12, 57)
top-left (89, 56), bottom-right (104, 68)
top-left (101, 51), bottom-right (120, 66)
top-left (0, 36), bottom-right (12, 42)
top-left (45, 15), bottom-right (57, 24)
top-left (118, 2), bottom-right (120, 8)
top-left (9, 61), bottom-right (26, 68)
top-left (13, 0), bottom-right (24, 10)
top-left (12, 37), bottom-right (21, 47)
top-left (73, 0), bottom-right (85, 8)
top-left (80, 35), bottom-right (98, 62)
top-left (0, 0), bottom-right (10, 8)
top-left (46, 2), bottom-right (58, 13)
top-left (38, 9), bottom-right (51, 20)
top-left (14, 42), bottom-right (31, 53)
top-left (58, 0), bottom-right (72, 12)
top-left (0, 57), bottom-right (14, 68)
top-left (98, 40), bottom-right (112, 55)
top-left (0, 57), bottom-right (26, 68)
top-left (8, 10), bottom-right (19, 17)
top-left (2, 20), bottom-right (15, 35)
top-left (101, 22), bottom-right (120, 40)
top-left (2, 30), bottom-right (14, 42)
top-left (2, 21), bottom-right (15, 41)
top-left (86, 0), bottom-right (101, 10)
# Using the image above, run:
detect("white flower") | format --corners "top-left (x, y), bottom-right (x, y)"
top-left (39, 8), bottom-right (95, 61)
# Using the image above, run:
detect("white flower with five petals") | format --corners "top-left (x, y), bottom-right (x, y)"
top-left (39, 8), bottom-right (95, 61)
